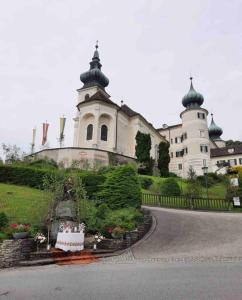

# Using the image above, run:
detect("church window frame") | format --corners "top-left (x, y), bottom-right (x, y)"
top-left (101, 124), bottom-right (108, 141)
top-left (86, 124), bottom-right (93, 140)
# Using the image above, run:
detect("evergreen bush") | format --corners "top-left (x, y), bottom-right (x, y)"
top-left (161, 178), bottom-right (181, 196)
top-left (158, 141), bottom-right (170, 177)
top-left (139, 176), bottom-right (153, 189)
top-left (97, 165), bottom-right (142, 209)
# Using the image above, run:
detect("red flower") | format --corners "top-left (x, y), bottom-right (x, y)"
top-left (106, 227), bottom-right (113, 233)
top-left (10, 224), bottom-right (18, 228)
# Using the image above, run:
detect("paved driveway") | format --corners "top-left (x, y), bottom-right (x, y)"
top-left (131, 207), bottom-right (242, 261)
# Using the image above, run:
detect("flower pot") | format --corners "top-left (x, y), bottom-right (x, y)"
top-left (13, 232), bottom-right (29, 239)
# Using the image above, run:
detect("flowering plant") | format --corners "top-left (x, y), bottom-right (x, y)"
top-left (94, 233), bottom-right (104, 243)
top-left (34, 233), bottom-right (46, 244)
top-left (10, 223), bottom-right (30, 233)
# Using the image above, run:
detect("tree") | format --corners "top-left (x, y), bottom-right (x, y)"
top-left (97, 165), bottom-right (142, 209)
top-left (157, 141), bottom-right (170, 177)
top-left (1, 143), bottom-right (25, 164)
top-left (226, 140), bottom-right (242, 147)
top-left (135, 131), bottom-right (152, 175)
top-left (185, 166), bottom-right (202, 198)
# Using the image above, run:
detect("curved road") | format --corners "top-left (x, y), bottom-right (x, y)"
top-left (131, 206), bottom-right (242, 260)
top-left (2, 207), bottom-right (242, 300)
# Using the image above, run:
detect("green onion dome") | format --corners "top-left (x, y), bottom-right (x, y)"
top-left (80, 43), bottom-right (109, 89)
top-left (209, 114), bottom-right (223, 140)
top-left (182, 77), bottom-right (204, 108)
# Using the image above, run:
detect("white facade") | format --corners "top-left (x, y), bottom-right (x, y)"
top-left (73, 86), bottom-right (165, 161)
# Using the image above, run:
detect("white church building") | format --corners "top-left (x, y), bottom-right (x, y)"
top-left (33, 45), bottom-right (242, 177)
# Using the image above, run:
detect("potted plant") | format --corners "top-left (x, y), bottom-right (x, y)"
top-left (10, 224), bottom-right (30, 239)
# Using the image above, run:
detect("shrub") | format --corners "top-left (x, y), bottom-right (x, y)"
top-left (0, 165), bottom-right (105, 199)
top-left (28, 158), bottom-right (58, 169)
top-left (0, 165), bottom-right (56, 189)
top-left (103, 208), bottom-right (143, 232)
top-left (197, 175), bottom-right (215, 188)
top-left (161, 178), bottom-right (181, 196)
top-left (98, 165), bottom-right (142, 209)
top-left (168, 172), bottom-right (178, 178)
top-left (0, 232), bottom-right (8, 243)
top-left (0, 212), bottom-right (9, 229)
top-left (139, 176), bottom-right (154, 189)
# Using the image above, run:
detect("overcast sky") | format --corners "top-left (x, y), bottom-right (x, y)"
top-left (0, 0), bottom-right (242, 155)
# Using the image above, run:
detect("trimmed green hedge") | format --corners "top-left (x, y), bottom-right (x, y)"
top-left (0, 165), bottom-right (105, 199)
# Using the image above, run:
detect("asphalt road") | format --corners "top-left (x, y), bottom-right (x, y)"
top-left (1, 207), bottom-right (242, 300)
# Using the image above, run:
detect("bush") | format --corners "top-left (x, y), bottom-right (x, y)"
top-left (0, 232), bottom-right (8, 243)
top-left (197, 175), bottom-right (215, 188)
top-left (0, 165), bottom-right (105, 199)
top-left (98, 165), bottom-right (142, 209)
top-left (103, 208), bottom-right (143, 232)
top-left (168, 172), bottom-right (178, 178)
top-left (161, 178), bottom-right (181, 196)
top-left (0, 212), bottom-right (9, 229)
top-left (28, 158), bottom-right (58, 169)
top-left (0, 165), bottom-right (56, 189)
top-left (139, 176), bottom-right (153, 189)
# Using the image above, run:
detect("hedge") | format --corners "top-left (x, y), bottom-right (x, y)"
top-left (0, 165), bottom-right (105, 199)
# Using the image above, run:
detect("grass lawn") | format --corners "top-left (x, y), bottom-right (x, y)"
top-left (0, 183), bottom-right (52, 226)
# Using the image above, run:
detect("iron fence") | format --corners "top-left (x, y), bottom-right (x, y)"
top-left (142, 192), bottom-right (231, 211)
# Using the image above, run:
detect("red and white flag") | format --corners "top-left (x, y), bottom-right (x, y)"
top-left (42, 122), bottom-right (49, 145)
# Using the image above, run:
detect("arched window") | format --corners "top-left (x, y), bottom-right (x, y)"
top-left (101, 125), bottom-right (108, 141)
top-left (86, 124), bottom-right (93, 140)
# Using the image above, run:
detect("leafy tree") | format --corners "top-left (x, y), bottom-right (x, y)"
top-left (135, 131), bottom-right (153, 174)
top-left (226, 140), bottom-right (242, 147)
top-left (157, 141), bottom-right (170, 177)
top-left (161, 178), bottom-right (181, 196)
top-left (2, 143), bottom-right (25, 164)
top-left (185, 166), bottom-right (202, 198)
top-left (98, 165), bottom-right (142, 209)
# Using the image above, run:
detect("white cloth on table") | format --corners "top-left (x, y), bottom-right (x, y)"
top-left (55, 232), bottom-right (84, 252)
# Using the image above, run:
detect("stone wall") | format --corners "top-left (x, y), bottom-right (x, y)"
top-left (0, 239), bottom-right (34, 268)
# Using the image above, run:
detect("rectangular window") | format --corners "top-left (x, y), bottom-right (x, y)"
top-left (217, 160), bottom-right (225, 167)
top-left (200, 145), bottom-right (208, 153)
top-left (183, 132), bottom-right (187, 140)
top-left (228, 159), bottom-right (237, 166)
top-left (178, 164), bottom-right (182, 170)
top-left (239, 158), bottom-right (242, 165)
top-left (184, 147), bottom-right (188, 155)
top-left (200, 130), bottom-right (205, 138)
top-left (176, 150), bottom-right (184, 157)
top-left (170, 152), bottom-right (173, 158)
top-left (175, 137), bottom-right (181, 144)
top-left (171, 138), bottom-right (173, 144)
top-left (197, 112), bottom-right (205, 119)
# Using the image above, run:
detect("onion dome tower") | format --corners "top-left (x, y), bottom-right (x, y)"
top-left (80, 42), bottom-right (109, 90)
top-left (182, 77), bottom-right (204, 108)
top-left (180, 77), bottom-right (211, 177)
top-left (209, 114), bottom-right (223, 140)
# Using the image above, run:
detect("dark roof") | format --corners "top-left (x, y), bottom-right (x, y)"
top-left (120, 104), bottom-right (138, 117)
top-left (211, 145), bottom-right (242, 157)
top-left (157, 124), bottom-right (182, 131)
top-left (77, 91), bottom-right (118, 109)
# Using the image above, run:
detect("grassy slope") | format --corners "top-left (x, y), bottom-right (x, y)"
top-left (139, 175), bottom-right (227, 199)
top-left (0, 183), bottom-right (52, 226)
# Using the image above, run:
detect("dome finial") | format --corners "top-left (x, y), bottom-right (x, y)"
top-left (182, 76), bottom-right (204, 108)
top-left (209, 113), bottom-right (223, 140)
top-left (80, 43), bottom-right (109, 90)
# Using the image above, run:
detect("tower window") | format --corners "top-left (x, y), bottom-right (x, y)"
top-left (178, 164), bottom-right (183, 170)
top-left (200, 130), bottom-right (205, 138)
top-left (101, 125), bottom-right (108, 141)
top-left (197, 112), bottom-right (205, 119)
top-left (85, 94), bottom-right (90, 100)
top-left (86, 124), bottom-right (93, 140)
top-left (200, 144), bottom-right (208, 153)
